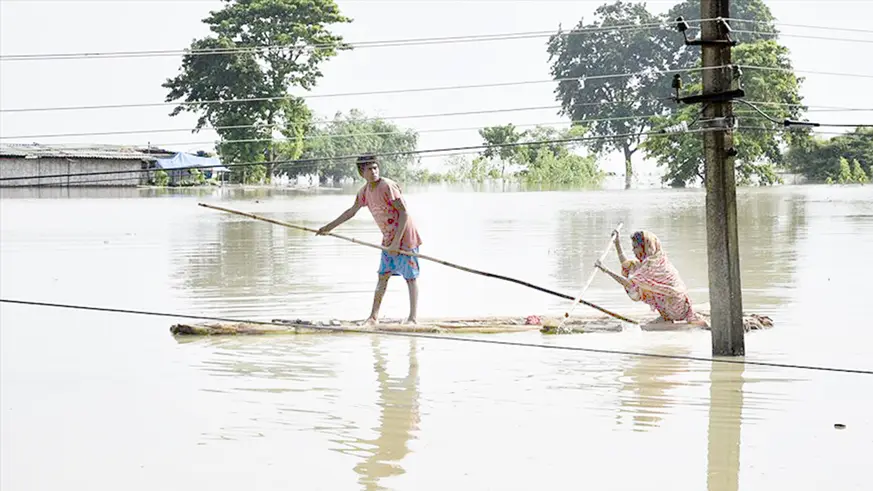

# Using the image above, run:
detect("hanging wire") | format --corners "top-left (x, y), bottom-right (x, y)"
top-left (3, 103), bottom-right (870, 141)
top-left (734, 100), bottom-right (873, 128)
top-left (2, 65), bottom-right (869, 115)
top-left (3, 115), bottom-right (668, 149)
top-left (0, 127), bottom-right (716, 184)
top-left (1, 298), bottom-right (871, 376)
top-left (0, 66), bottom-right (723, 114)
top-left (0, 22), bottom-right (678, 62)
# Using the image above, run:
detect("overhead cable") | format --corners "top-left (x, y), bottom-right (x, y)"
top-left (0, 127), bottom-right (716, 182)
top-left (3, 65), bottom-right (870, 115)
top-left (2, 103), bottom-right (870, 141)
top-left (0, 22), bottom-right (675, 62)
top-left (2, 298), bottom-right (871, 376)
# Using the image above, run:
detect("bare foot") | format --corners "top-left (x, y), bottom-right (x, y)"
top-left (359, 317), bottom-right (378, 327)
top-left (402, 317), bottom-right (418, 325)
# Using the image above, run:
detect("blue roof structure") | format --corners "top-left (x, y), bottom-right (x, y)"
top-left (155, 153), bottom-right (230, 172)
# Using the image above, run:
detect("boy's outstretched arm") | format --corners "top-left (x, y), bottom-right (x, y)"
top-left (317, 201), bottom-right (362, 235)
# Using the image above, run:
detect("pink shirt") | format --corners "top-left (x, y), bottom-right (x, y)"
top-left (356, 178), bottom-right (422, 249)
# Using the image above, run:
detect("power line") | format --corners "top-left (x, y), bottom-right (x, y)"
top-left (0, 17), bottom-right (867, 65)
top-left (4, 115), bottom-right (669, 149)
top-left (3, 103), bottom-right (869, 141)
top-left (24, 110), bottom-right (870, 149)
top-left (734, 29), bottom-right (873, 44)
top-left (0, 105), bottom-right (561, 140)
top-left (0, 67), bottom-right (717, 114)
top-left (0, 22), bottom-right (676, 62)
top-left (2, 121), bottom-right (867, 185)
top-left (725, 18), bottom-right (873, 35)
top-left (737, 65), bottom-right (873, 79)
top-left (0, 128), bottom-right (714, 183)
top-left (2, 65), bottom-right (869, 115)
top-left (2, 21), bottom-right (871, 63)
top-left (2, 298), bottom-right (870, 375)
top-left (733, 100), bottom-right (873, 128)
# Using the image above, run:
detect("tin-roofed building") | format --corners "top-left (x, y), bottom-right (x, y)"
top-left (0, 143), bottom-right (175, 187)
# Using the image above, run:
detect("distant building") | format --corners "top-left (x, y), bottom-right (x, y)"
top-left (153, 152), bottom-right (230, 186)
top-left (0, 143), bottom-right (226, 187)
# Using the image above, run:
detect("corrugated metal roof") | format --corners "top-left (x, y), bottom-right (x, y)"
top-left (0, 143), bottom-right (167, 160)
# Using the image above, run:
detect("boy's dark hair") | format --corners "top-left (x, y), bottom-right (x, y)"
top-left (356, 153), bottom-right (378, 175)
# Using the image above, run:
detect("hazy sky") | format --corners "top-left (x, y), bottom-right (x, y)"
top-left (1, 0), bottom-right (871, 178)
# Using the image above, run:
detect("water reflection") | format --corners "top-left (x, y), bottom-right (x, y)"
top-left (614, 345), bottom-right (691, 432)
top-left (351, 338), bottom-right (420, 491)
top-left (706, 359), bottom-right (745, 491)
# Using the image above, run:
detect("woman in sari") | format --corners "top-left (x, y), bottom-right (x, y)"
top-left (595, 230), bottom-right (707, 327)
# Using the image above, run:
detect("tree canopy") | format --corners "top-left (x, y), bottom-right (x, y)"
top-left (548, 0), bottom-right (809, 188)
top-left (547, 1), bottom-right (675, 189)
top-left (461, 124), bottom-right (603, 186)
top-left (280, 109), bottom-right (420, 184)
top-left (162, 0), bottom-right (351, 183)
top-left (786, 128), bottom-right (873, 183)
top-left (643, 40), bottom-right (805, 186)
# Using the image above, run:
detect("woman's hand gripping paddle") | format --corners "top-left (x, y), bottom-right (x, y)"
top-left (554, 223), bottom-right (624, 334)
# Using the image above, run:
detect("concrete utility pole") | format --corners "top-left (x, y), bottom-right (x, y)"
top-left (701, 0), bottom-right (745, 356)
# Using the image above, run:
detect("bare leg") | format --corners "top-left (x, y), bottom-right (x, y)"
top-left (405, 278), bottom-right (418, 324)
top-left (363, 273), bottom-right (391, 326)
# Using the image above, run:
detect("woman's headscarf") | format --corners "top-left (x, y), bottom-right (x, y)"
top-left (627, 231), bottom-right (688, 298)
top-left (631, 230), bottom-right (662, 259)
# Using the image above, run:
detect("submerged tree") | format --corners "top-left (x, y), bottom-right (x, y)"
top-left (475, 124), bottom-right (603, 186)
top-left (162, 0), bottom-right (351, 183)
top-left (547, 1), bottom-right (675, 189)
top-left (786, 128), bottom-right (873, 182)
top-left (281, 109), bottom-right (420, 184)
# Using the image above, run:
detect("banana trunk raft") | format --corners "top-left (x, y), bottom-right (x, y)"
top-left (169, 312), bottom-right (774, 336)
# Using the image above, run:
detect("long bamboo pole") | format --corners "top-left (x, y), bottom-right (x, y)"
top-left (556, 223), bottom-right (623, 332)
top-left (198, 202), bottom-right (639, 325)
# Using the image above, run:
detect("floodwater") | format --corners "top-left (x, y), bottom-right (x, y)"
top-left (1, 183), bottom-right (871, 490)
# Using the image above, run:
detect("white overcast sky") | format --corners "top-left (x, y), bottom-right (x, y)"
top-left (1, 0), bottom-right (871, 176)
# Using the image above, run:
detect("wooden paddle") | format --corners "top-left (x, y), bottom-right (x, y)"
top-left (555, 223), bottom-right (623, 332)
top-left (198, 202), bottom-right (639, 325)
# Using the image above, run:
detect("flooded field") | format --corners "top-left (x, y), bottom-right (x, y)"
top-left (1, 184), bottom-right (871, 490)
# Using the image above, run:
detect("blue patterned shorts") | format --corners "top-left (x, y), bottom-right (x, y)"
top-left (378, 247), bottom-right (420, 280)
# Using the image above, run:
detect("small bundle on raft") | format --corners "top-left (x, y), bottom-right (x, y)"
top-left (169, 312), bottom-right (774, 336)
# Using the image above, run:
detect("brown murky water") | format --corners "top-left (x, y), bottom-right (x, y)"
top-left (1, 184), bottom-right (871, 490)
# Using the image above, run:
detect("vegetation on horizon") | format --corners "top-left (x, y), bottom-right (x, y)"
top-left (159, 0), bottom-right (868, 189)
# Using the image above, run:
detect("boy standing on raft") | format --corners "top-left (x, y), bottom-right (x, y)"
top-left (317, 154), bottom-right (422, 325)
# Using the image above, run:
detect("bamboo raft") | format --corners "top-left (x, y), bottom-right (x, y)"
top-left (169, 311), bottom-right (774, 336)
top-left (180, 204), bottom-right (775, 338)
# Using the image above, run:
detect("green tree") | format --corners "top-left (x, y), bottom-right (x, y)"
top-left (443, 154), bottom-right (500, 182)
top-left (837, 157), bottom-right (853, 184)
top-left (547, 1), bottom-right (675, 189)
top-left (281, 109), bottom-right (420, 184)
top-left (852, 159), bottom-right (869, 184)
top-left (786, 128), bottom-right (873, 182)
top-left (642, 0), bottom-right (805, 187)
top-left (478, 124), bottom-right (523, 179)
top-left (162, 0), bottom-right (351, 184)
top-left (643, 40), bottom-right (804, 186)
top-left (476, 124), bottom-right (603, 186)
